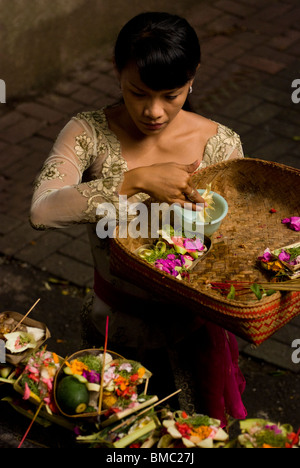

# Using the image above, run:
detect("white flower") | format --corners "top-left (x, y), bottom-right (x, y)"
top-left (118, 363), bottom-right (133, 372)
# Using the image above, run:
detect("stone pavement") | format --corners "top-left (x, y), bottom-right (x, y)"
top-left (0, 0), bottom-right (300, 375)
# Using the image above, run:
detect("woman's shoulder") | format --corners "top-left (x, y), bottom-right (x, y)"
top-left (215, 121), bottom-right (242, 145)
top-left (184, 111), bottom-right (218, 136)
top-left (202, 118), bottom-right (243, 165)
top-left (186, 112), bottom-right (241, 142)
top-left (74, 107), bottom-right (108, 130)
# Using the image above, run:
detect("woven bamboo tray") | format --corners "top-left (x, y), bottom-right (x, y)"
top-left (110, 158), bottom-right (300, 346)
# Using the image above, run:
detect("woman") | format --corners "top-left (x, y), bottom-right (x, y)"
top-left (30, 12), bottom-right (246, 426)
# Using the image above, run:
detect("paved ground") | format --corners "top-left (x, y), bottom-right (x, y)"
top-left (0, 0), bottom-right (300, 448)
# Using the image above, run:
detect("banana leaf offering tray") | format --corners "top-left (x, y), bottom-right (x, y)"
top-left (0, 311), bottom-right (50, 365)
top-left (110, 159), bottom-right (300, 345)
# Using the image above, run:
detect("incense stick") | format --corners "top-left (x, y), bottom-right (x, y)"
top-left (210, 279), bottom-right (300, 293)
top-left (258, 280), bottom-right (300, 291)
top-left (97, 315), bottom-right (109, 417)
top-left (135, 388), bottom-right (182, 418)
top-left (18, 401), bottom-right (44, 448)
top-left (11, 298), bottom-right (41, 333)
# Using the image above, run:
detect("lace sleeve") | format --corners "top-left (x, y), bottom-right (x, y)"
top-left (30, 115), bottom-right (127, 230)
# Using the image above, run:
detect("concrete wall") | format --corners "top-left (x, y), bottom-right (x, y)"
top-left (0, 0), bottom-right (200, 99)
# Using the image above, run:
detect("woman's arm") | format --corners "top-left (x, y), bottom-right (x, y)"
top-left (30, 117), bottom-right (126, 229)
top-left (30, 115), bottom-right (207, 230)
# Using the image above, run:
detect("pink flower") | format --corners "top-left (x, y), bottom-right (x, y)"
top-left (41, 377), bottom-right (53, 392)
top-left (26, 366), bottom-right (39, 375)
top-left (118, 363), bottom-right (133, 372)
top-left (103, 366), bottom-right (117, 384)
top-left (82, 369), bottom-right (100, 383)
top-left (265, 424), bottom-right (282, 435)
top-left (23, 382), bottom-right (31, 400)
top-left (278, 250), bottom-right (290, 262)
top-left (155, 254), bottom-right (185, 277)
top-left (258, 248), bottom-right (273, 262)
top-left (282, 217), bottom-right (300, 231)
top-left (171, 236), bottom-right (184, 247)
top-left (183, 238), bottom-right (205, 251)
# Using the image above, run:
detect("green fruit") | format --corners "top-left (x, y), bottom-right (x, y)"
top-left (0, 366), bottom-right (12, 378)
top-left (56, 376), bottom-right (89, 414)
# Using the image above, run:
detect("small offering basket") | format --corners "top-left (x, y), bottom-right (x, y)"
top-left (53, 348), bottom-right (152, 421)
top-left (0, 311), bottom-right (50, 365)
top-left (271, 241), bottom-right (300, 279)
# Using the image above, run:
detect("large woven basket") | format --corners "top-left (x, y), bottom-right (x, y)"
top-left (110, 158), bottom-right (300, 345)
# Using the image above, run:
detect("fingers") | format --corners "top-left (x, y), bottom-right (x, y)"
top-left (172, 186), bottom-right (206, 213)
top-left (184, 186), bottom-right (206, 205)
top-left (173, 197), bottom-right (204, 212)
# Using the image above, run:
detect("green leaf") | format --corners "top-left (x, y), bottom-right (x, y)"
top-left (250, 283), bottom-right (262, 300)
top-left (114, 418), bottom-right (159, 448)
top-left (227, 285), bottom-right (236, 299)
top-left (265, 289), bottom-right (276, 296)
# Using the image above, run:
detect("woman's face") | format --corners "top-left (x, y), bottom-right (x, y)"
top-left (118, 63), bottom-right (193, 136)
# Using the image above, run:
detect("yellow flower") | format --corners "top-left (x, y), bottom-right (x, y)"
top-left (138, 367), bottom-right (145, 378)
top-left (65, 359), bottom-right (88, 375)
top-left (190, 425), bottom-right (212, 441)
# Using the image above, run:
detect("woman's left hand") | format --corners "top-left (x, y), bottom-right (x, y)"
top-left (121, 159), bottom-right (206, 210)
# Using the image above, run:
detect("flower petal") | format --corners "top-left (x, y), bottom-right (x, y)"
top-left (23, 382), bottom-right (31, 400)
top-left (278, 250), bottom-right (290, 262)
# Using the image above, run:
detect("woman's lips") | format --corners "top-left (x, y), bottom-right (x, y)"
top-left (141, 121), bottom-right (165, 130)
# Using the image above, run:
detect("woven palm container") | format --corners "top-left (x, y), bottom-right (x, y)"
top-left (110, 158), bottom-right (300, 345)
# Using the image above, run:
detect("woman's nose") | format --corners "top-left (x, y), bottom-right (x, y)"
top-left (143, 99), bottom-right (163, 120)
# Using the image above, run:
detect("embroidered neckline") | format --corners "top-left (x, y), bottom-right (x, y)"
top-left (99, 106), bottom-right (228, 170)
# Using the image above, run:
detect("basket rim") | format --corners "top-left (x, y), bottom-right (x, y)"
top-left (196, 157), bottom-right (300, 176)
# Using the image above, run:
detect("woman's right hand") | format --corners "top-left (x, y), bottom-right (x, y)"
top-left (120, 160), bottom-right (206, 209)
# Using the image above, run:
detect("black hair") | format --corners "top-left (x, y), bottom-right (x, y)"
top-left (114, 12), bottom-right (201, 91)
